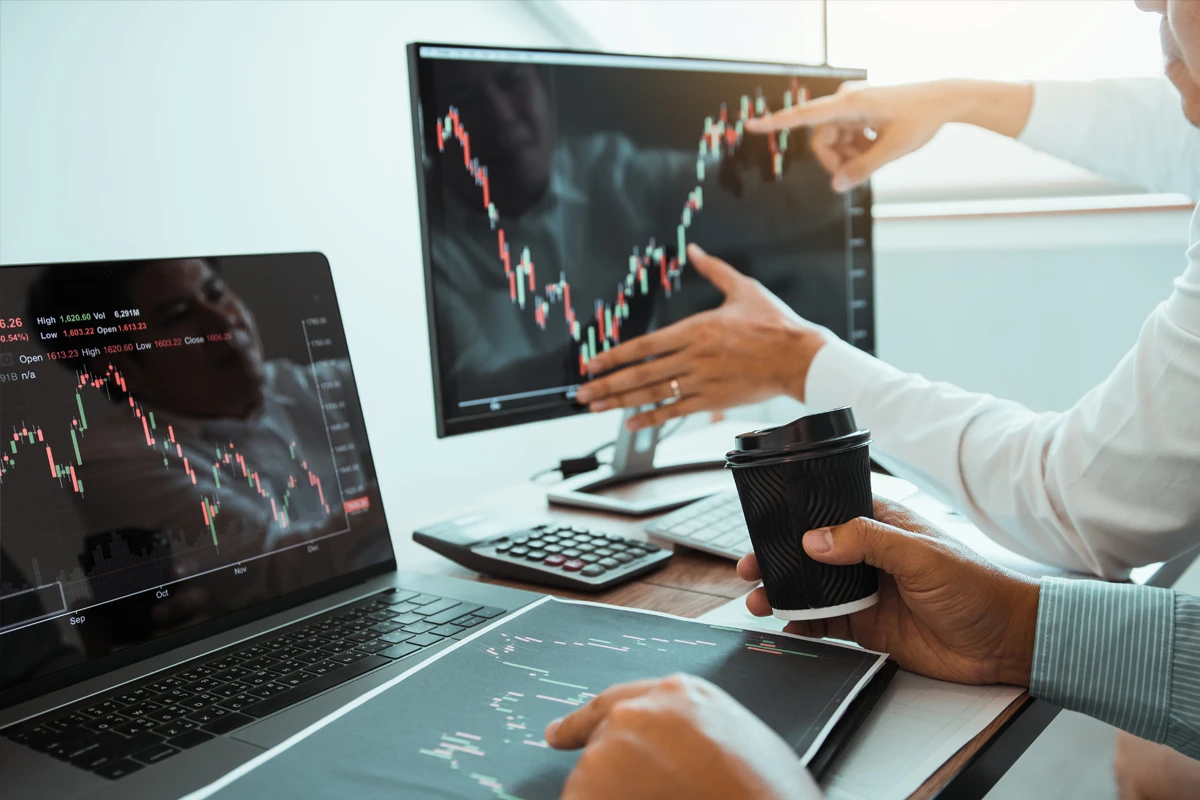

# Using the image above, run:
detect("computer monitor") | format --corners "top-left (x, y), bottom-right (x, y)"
top-left (407, 43), bottom-right (874, 511)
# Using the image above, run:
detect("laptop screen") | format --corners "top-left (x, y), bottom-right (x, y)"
top-left (0, 253), bottom-right (394, 699)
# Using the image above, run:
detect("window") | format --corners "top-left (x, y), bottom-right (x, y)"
top-left (825, 0), bottom-right (1169, 203)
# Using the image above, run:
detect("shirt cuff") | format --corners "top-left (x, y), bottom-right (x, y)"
top-left (803, 335), bottom-right (900, 414)
top-left (1016, 81), bottom-right (1098, 162)
top-left (1031, 577), bottom-right (1174, 743)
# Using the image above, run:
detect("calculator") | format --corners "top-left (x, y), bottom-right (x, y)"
top-left (412, 514), bottom-right (673, 591)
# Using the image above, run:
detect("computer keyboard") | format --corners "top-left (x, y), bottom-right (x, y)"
top-left (1, 588), bottom-right (504, 780)
top-left (644, 491), bottom-right (751, 561)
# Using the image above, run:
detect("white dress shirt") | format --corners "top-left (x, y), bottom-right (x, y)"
top-left (804, 79), bottom-right (1200, 579)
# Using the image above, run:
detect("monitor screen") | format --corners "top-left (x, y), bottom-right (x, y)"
top-left (0, 253), bottom-right (394, 701)
top-left (409, 44), bottom-right (875, 437)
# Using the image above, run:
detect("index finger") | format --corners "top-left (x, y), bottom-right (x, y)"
top-left (544, 678), bottom-right (663, 750)
top-left (745, 92), bottom-right (865, 133)
top-left (585, 321), bottom-right (690, 376)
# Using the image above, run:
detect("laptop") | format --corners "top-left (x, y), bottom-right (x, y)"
top-left (0, 252), bottom-right (538, 799)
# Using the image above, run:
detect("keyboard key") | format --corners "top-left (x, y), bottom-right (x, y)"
top-left (246, 683), bottom-right (290, 700)
top-left (146, 677), bottom-right (187, 693)
top-left (431, 624), bottom-right (464, 637)
top-left (205, 656), bottom-right (244, 672)
top-left (401, 620), bottom-right (436, 634)
top-left (293, 650), bottom-right (326, 664)
top-left (407, 594), bottom-right (441, 606)
top-left (406, 633), bottom-right (445, 647)
top-left (185, 707), bottom-right (231, 725)
top-left (132, 742), bottom-right (179, 764)
top-left (563, 559), bottom-right (585, 572)
top-left (95, 758), bottom-right (144, 780)
top-left (268, 659), bottom-right (309, 674)
top-left (157, 688), bottom-right (196, 704)
top-left (210, 684), bottom-right (245, 698)
top-left (320, 640), bottom-right (355, 653)
top-left (386, 589), bottom-right (419, 604)
top-left (213, 666), bottom-right (253, 681)
top-left (277, 671), bottom-right (317, 688)
top-left (147, 706), bottom-right (187, 724)
top-left (452, 615), bottom-right (485, 627)
top-left (178, 665), bottom-right (217, 681)
top-left (121, 701), bottom-right (163, 719)
top-left (423, 603), bottom-right (482, 625)
top-left (387, 601), bottom-right (420, 614)
top-left (201, 712), bottom-right (254, 735)
top-left (218, 695), bottom-right (258, 712)
top-left (240, 657), bottom-right (280, 671)
top-left (82, 716), bottom-right (121, 733)
top-left (238, 670), bottom-right (276, 687)
top-left (378, 642), bottom-right (422, 659)
top-left (368, 621), bottom-right (402, 635)
top-left (365, 610), bottom-right (395, 623)
top-left (474, 607), bottom-right (505, 619)
top-left (302, 661), bottom-right (340, 677)
top-left (330, 650), bottom-right (370, 665)
top-left (356, 641), bottom-right (392, 654)
top-left (80, 700), bottom-right (125, 718)
top-left (581, 565), bottom-right (606, 577)
top-left (389, 612), bottom-right (425, 625)
top-left (154, 719), bottom-right (198, 738)
top-left (179, 693), bottom-right (221, 711)
top-left (167, 729), bottom-right (214, 750)
top-left (189, 677), bottom-right (224, 692)
top-left (114, 688), bottom-right (153, 705)
top-left (112, 719), bottom-right (156, 737)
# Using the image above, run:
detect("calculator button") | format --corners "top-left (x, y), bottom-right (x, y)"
top-left (637, 542), bottom-right (661, 551)
top-left (613, 553), bottom-right (634, 564)
top-left (542, 544), bottom-right (563, 554)
top-left (561, 549), bottom-right (581, 558)
top-left (593, 548), bottom-right (614, 557)
top-left (509, 546), bottom-right (529, 557)
top-left (525, 550), bottom-right (547, 560)
top-left (581, 565), bottom-right (606, 577)
top-left (512, 536), bottom-right (530, 544)
top-left (543, 555), bottom-right (566, 566)
top-left (598, 558), bottom-right (620, 569)
top-left (563, 559), bottom-right (585, 572)
top-left (579, 554), bottom-right (600, 563)
top-left (570, 526), bottom-right (590, 534)
top-left (541, 536), bottom-right (561, 544)
top-left (572, 535), bottom-right (594, 544)
top-left (575, 543), bottom-right (596, 553)
top-left (495, 541), bottom-right (513, 552)
top-left (607, 542), bottom-right (628, 552)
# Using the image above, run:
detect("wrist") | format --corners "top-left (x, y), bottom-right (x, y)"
top-left (942, 79), bottom-right (1035, 139)
top-left (992, 575), bottom-right (1041, 686)
top-left (778, 326), bottom-right (826, 403)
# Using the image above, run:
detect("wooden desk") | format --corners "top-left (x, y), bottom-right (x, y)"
top-left (397, 478), bottom-right (1028, 800)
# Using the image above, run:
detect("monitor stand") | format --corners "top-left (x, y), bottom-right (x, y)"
top-left (545, 409), bottom-right (727, 516)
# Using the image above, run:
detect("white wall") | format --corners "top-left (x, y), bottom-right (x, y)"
top-left (0, 0), bottom-right (623, 535)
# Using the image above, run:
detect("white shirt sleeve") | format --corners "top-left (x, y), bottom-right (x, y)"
top-left (1017, 78), bottom-right (1200, 199)
top-left (804, 81), bottom-right (1200, 578)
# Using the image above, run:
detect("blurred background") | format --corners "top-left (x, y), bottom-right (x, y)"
top-left (0, 5), bottom-right (1188, 794)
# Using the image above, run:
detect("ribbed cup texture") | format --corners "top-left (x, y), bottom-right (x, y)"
top-left (731, 446), bottom-right (876, 612)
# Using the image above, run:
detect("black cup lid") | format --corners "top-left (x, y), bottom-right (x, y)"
top-left (726, 406), bottom-right (870, 464)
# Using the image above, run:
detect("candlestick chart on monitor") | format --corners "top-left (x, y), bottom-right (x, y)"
top-left (433, 79), bottom-right (810, 380)
top-left (413, 46), bottom-right (874, 436)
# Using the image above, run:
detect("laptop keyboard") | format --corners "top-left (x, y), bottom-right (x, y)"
top-left (644, 491), bottom-right (751, 561)
top-left (1, 587), bottom-right (504, 780)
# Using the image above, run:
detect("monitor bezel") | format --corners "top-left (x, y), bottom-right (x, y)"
top-left (0, 251), bottom-right (398, 708)
top-left (407, 42), bottom-right (871, 438)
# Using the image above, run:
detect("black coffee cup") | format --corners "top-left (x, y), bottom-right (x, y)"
top-left (726, 407), bottom-right (878, 620)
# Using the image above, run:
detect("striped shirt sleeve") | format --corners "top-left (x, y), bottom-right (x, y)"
top-left (1030, 577), bottom-right (1200, 758)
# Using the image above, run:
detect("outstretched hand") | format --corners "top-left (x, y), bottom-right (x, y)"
top-left (575, 243), bottom-right (825, 431)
